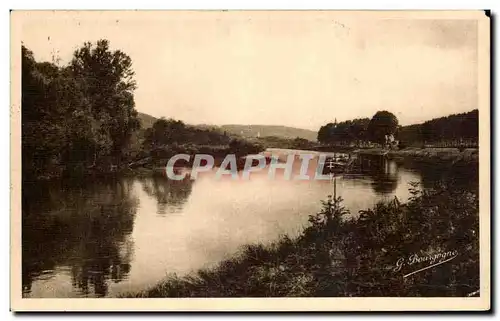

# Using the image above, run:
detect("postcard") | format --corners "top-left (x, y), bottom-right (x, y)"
top-left (10, 10), bottom-right (490, 311)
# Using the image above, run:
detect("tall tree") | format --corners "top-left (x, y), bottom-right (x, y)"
top-left (22, 46), bottom-right (96, 178)
top-left (70, 39), bottom-right (140, 163)
top-left (367, 111), bottom-right (399, 144)
top-left (22, 40), bottom-right (141, 179)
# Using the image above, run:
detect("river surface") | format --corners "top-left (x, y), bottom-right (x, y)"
top-left (21, 148), bottom-right (474, 298)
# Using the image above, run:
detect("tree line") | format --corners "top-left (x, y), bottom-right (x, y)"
top-left (142, 118), bottom-right (231, 149)
top-left (22, 40), bottom-right (141, 180)
top-left (398, 109), bottom-right (478, 147)
top-left (138, 117), bottom-right (263, 165)
top-left (318, 111), bottom-right (399, 146)
top-left (318, 109), bottom-right (478, 148)
top-left (22, 40), bottom-right (263, 180)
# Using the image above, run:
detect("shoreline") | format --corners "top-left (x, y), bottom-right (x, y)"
top-left (121, 172), bottom-right (479, 298)
top-left (386, 147), bottom-right (478, 163)
top-left (345, 147), bottom-right (478, 164)
top-left (25, 146), bottom-right (479, 183)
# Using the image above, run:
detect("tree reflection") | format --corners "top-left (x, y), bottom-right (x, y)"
top-left (140, 175), bottom-right (193, 215)
top-left (369, 159), bottom-right (399, 194)
top-left (22, 177), bottom-right (138, 297)
top-left (356, 157), bottom-right (400, 195)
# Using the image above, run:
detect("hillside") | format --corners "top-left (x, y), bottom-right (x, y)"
top-left (137, 112), bottom-right (158, 129)
top-left (398, 109), bottom-right (478, 147)
top-left (219, 124), bottom-right (317, 141)
top-left (137, 112), bottom-right (318, 141)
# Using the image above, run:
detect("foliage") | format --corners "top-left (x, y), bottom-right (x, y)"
top-left (143, 118), bottom-right (231, 149)
top-left (22, 41), bottom-right (140, 180)
top-left (139, 117), bottom-right (264, 164)
top-left (398, 109), bottom-right (478, 147)
top-left (252, 136), bottom-right (317, 150)
top-left (367, 111), bottom-right (399, 145)
top-left (318, 110), bottom-right (478, 148)
top-left (228, 138), bottom-right (264, 157)
top-left (317, 118), bottom-right (370, 145)
top-left (289, 137), bottom-right (317, 150)
top-left (70, 40), bottom-right (141, 161)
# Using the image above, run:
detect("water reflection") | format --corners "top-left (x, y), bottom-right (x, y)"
top-left (139, 175), bottom-right (193, 215)
top-left (22, 150), bottom-right (477, 298)
top-left (367, 158), bottom-right (400, 195)
top-left (22, 178), bottom-right (138, 297)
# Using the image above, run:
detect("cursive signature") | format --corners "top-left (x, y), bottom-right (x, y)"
top-left (393, 250), bottom-right (459, 278)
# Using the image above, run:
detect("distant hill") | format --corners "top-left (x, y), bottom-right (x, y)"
top-left (218, 125), bottom-right (317, 141)
top-left (136, 112), bottom-right (318, 141)
top-left (137, 112), bottom-right (157, 129)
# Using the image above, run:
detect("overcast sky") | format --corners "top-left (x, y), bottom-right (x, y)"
top-left (19, 11), bottom-right (479, 130)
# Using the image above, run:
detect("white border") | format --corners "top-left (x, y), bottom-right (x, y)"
top-left (3, 2), bottom-right (497, 319)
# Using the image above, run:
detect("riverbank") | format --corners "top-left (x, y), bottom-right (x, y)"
top-left (315, 145), bottom-right (479, 163)
top-left (123, 170), bottom-right (479, 298)
top-left (351, 147), bottom-right (479, 164)
top-left (390, 147), bottom-right (478, 163)
top-left (121, 146), bottom-right (479, 178)
top-left (24, 139), bottom-right (266, 182)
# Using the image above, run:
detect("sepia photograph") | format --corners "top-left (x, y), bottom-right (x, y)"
top-left (10, 10), bottom-right (490, 311)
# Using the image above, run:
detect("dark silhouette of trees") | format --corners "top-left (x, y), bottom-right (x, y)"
top-left (22, 41), bottom-right (141, 180)
top-left (143, 118), bottom-right (188, 148)
top-left (318, 109), bottom-right (477, 148)
top-left (317, 118), bottom-right (370, 145)
top-left (290, 137), bottom-right (314, 150)
top-left (70, 40), bottom-right (141, 163)
top-left (141, 117), bottom-right (263, 163)
top-left (398, 109), bottom-right (478, 147)
top-left (367, 111), bottom-right (399, 144)
top-left (143, 118), bottom-right (236, 150)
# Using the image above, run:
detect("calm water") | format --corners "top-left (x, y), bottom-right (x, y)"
top-left (22, 149), bottom-right (468, 298)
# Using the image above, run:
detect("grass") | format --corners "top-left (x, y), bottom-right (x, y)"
top-left (123, 173), bottom-right (479, 298)
top-left (388, 147), bottom-right (479, 164)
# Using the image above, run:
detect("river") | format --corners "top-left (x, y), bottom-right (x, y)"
top-left (21, 148), bottom-right (476, 298)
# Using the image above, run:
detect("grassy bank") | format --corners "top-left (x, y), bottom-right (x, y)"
top-left (124, 172), bottom-right (479, 298)
top-left (387, 147), bottom-right (478, 164)
top-left (350, 147), bottom-right (479, 165)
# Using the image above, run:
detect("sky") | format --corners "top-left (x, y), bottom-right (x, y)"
top-left (18, 11), bottom-right (479, 130)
